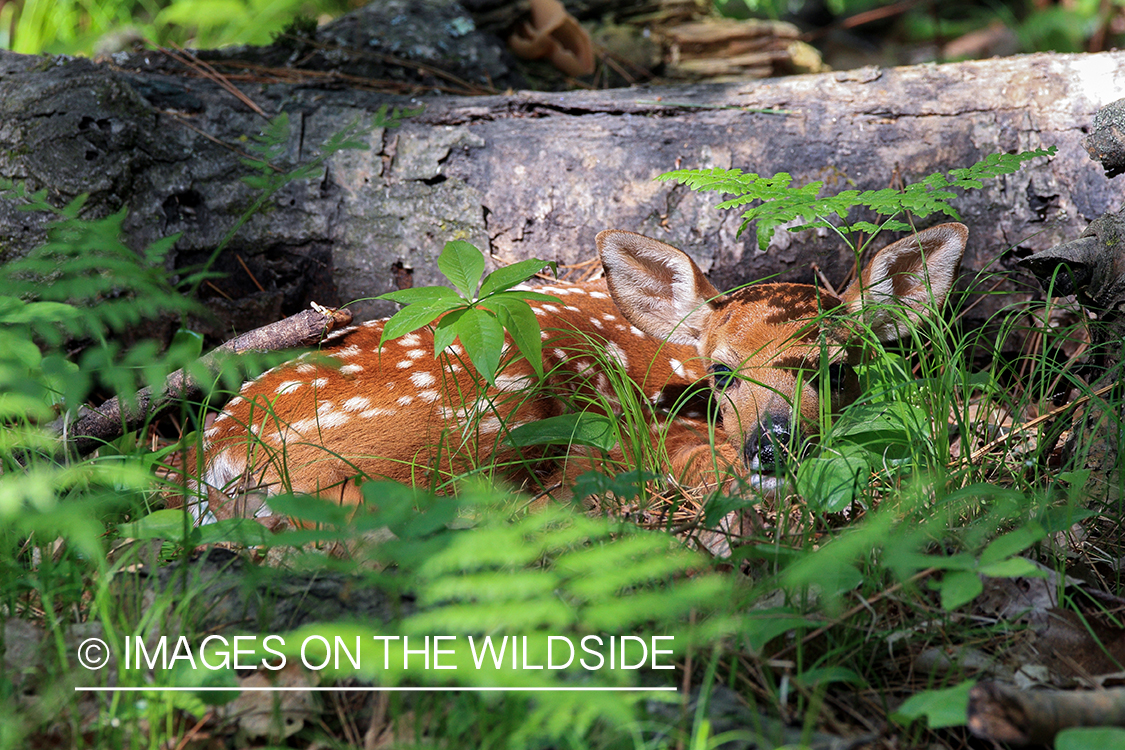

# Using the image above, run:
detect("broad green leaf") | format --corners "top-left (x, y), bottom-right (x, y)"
top-left (118, 509), bottom-right (196, 541)
top-left (980, 524), bottom-right (1045, 566)
top-left (438, 240), bottom-right (486, 298)
top-left (377, 286), bottom-right (461, 305)
top-left (478, 257), bottom-right (557, 298)
top-left (380, 298), bottom-right (463, 344)
top-left (1057, 728), bottom-right (1125, 750)
top-left (194, 518), bottom-right (272, 547)
top-left (939, 569), bottom-right (983, 610)
top-left (506, 412), bottom-right (617, 452)
top-left (978, 557), bottom-right (1043, 579)
top-left (795, 444), bottom-right (873, 512)
top-left (433, 310), bottom-right (464, 357)
top-left (482, 296), bottom-right (544, 378)
top-left (453, 307), bottom-right (505, 384)
top-left (892, 679), bottom-right (973, 729)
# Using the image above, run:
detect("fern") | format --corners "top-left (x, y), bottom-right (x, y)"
top-left (659, 147), bottom-right (1057, 248)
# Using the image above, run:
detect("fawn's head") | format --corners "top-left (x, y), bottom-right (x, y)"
top-left (598, 224), bottom-right (967, 490)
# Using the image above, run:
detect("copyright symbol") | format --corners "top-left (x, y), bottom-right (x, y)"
top-left (77, 638), bottom-right (110, 670)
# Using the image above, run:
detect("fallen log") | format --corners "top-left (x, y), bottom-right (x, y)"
top-left (0, 45), bottom-right (1122, 343)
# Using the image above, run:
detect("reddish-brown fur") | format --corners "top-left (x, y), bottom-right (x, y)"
top-left (186, 224), bottom-right (967, 525)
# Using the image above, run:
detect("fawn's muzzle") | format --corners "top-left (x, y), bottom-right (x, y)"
top-left (742, 415), bottom-right (796, 473)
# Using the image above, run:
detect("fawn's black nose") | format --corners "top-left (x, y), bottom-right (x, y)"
top-left (742, 416), bottom-right (793, 472)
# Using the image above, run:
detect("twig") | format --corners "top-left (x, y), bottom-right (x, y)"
top-left (960, 381), bottom-right (1117, 466)
top-left (48, 304), bottom-right (353, 458)
top-left (769, 567), bottom-right (937, 660)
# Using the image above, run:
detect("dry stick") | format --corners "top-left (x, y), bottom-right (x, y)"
top-left (50, 305), bottom-right (353, 459)
top-left (961, 381), bottom-right (1117, 466)
top-left (769, 567), bottom-right (938, 661)
top-left (968, 681), bottom-right (1125, 746)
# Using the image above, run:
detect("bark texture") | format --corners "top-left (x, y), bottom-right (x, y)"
top-left (1, 48), bottom-right (1122, 341)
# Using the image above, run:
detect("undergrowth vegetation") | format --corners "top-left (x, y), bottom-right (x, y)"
top-left (2, 121), bottom-right (1119, 750)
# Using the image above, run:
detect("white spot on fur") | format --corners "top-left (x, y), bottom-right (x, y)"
top-left (340, 363), bottom-right (364, 375)
top-left (406, 349), bottom-right (426, 359)
top-left (605, 342), bottom-right (629, 370)
top-left (363, 320), bottom-right (381, 328)
top-left (542, 304), bottom-right (560, 313)
top-left (343, 396), bottom-right (371, 412)
top-left (590, 317), bottom-right (603, 329)
top-left (570, 287), bottom-right (587, 295)
top-left (396, 360), bottom-right (412, 369)
top-left (418, 389), bottom-right (441, 403)
top-left (442, 344), bottom-right (464, 356)
top-left (385, 382), bottom-right (396, 390)
top-left (296, 363), bottom-right (316, 374)
top-left (532, 307), bottom-right (546, 317)
top-left (239, 380), bottom-right (254, 393)
top-left (601, 313), bottom-right (616, 320)
top-left (552, 348), bottom-right (566, 360)
top-left (477, 416), bottom-right (502, 433)
top-left (630, 326), bottom-right (645, 337)
top-left (400, 333), bottom-right (421, 347)
top-left (311, 378), bottom-right (328, 389)
top-left (495, 374), bottom-right (533, 392)
top-left (670, 359), bottom-right (686, 378)
top-left (360, 407), bottom-right (396, 418)
top-left (565, 305), bottom-right (580, 312)
top-left (410, 371), bottom-right (436, 388)
top-left (589, 291), bottom-right (608, 299)
top-left (397, 395), bottom-right (414, 406)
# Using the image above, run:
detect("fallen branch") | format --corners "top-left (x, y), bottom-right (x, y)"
top-left (51, 304), bottom-right (353, 458)
top-left (968, 681), bottom-right (1125, 746)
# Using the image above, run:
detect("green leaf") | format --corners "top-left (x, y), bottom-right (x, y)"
top-left (505, 412), bottom-right (617, 452)
top-left (438, 240), bottom-right (486, 298)
top-left (452, 307), bottom-right (506, 384)
top-left (978, 557), bottom-right (1043, 578)
top-left (481, 296), bottom-right (544, 378)
top-left (795, 444), bottom-right (873, 512)
top-left (939, 569), bottom-right (983, 610)
top-left (892, 679), bottom-right (974, 729)
top-left (1057, 727), bottom-right (1125, 750)
top-left (377, 286), bottom-right (462, 305)
top-left (979, 524), bottom-right (1045, 566)
top-left (118, 509), bottom-right (197, 541)
top-left (380, 298), bottom-right (464, 344)
top-left (478, 257), bottom-right (557, 298)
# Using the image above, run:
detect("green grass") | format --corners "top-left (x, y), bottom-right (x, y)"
top-left (3, 135), bottom-right (1122, 747)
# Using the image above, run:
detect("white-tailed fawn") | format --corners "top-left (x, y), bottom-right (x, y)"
top-left (185, 224), bottom-right (967, 526)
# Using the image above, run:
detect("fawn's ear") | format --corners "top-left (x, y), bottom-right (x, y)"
top-left (842, 223), bottom-right (967, 342)
top-left (597, 230), bottom-right (722, 346)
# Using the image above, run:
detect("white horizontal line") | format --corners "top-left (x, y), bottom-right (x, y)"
top-left (76, 686), bottom-right (677, 693)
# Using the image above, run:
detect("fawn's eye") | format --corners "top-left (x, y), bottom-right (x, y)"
top-left (826, 363), bottom-right (853, 390)
top-left (709, 363), bottom-right (737, 390)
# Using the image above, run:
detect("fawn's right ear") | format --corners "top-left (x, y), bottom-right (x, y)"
top-left (598, 230), bottom-right (722, 346)
top-left (842, 223), bottom-right (967, 342)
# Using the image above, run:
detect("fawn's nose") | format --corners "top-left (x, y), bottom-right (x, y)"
top-left (742, 416), bottom-right (793, 473)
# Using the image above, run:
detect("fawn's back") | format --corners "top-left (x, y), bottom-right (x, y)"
top-left (188, 224), bottom-right (967, 524)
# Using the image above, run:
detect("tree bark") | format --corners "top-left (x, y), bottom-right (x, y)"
top-left (1, 47), bottom-right (1122, 343)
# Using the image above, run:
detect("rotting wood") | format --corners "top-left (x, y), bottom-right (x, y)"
top-left (969, 681), bottom-right (1125, 746)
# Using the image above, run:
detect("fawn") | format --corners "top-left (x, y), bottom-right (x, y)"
top-left (186, 224), bottom-right (966, 526)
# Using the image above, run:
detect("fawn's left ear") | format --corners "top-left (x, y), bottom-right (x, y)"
top-left (597, 230), bottom-right (723, 346)
top-left (842, 223), bottom-right (968, 342)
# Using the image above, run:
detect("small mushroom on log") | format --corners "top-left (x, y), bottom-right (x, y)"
top-left (508, 0), bottom-right (595, 76)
